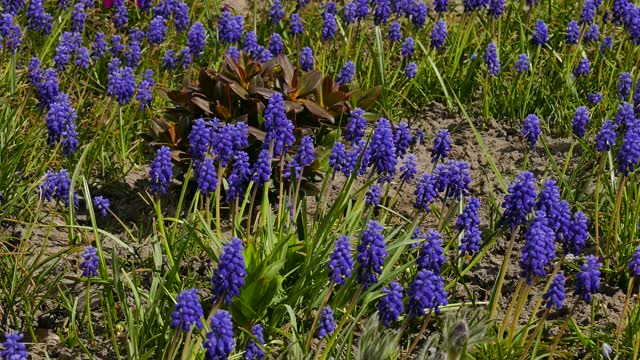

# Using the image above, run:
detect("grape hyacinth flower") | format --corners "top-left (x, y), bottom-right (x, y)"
top-left (263, 93), bottom-right (294, 156)
top-left (329, 142), bottom-right (346, 173)
top-left (328, 235), bottom-right (353, 285)
top-left (172, 1), bottom-right (190, 33)
top-left (368, 118), bottom-right (397, 180)
top-left (54, 32), bottom-right (83, 71)
top-left (268, 33), bottom-right (284, 56)
top-left (434, 0), bottom-right (448, 12)
top-left (203, 310), bottom-right (235, 359)
top-left (321, 11), bottom-right (336, 41)
top-left (566, 20), bottom-right (580, 44)
top-left (373, 0), bottom-right (391, 25)
top-left (580, 0), bottom-right (597, 24)
top-left (484, 42), bottom-right (500, 77)
top-left (289, 13), bottom-right (304, 36)
top-left (226, 46), bottom-right (239, 62)
top-left (433, 160), bottom-right (472, 200)
top-left (595, 121), bottom-right (617, 152)
top-left (575, 255), bottom-right (602, 302)
top-left (91, 33), bottom-right (108, 60)
top-left (342, 1), bottom-right (357, 24)
top-left (588, 92), bottom-right (603, 105)
top-left (413, 128), bottom-right (426, 145)
top-left (269, 0), bottom-right (284, 25)
top-left (617, 123), bottom-right (640, 175)
top-left (211, 238), bottom-right (247, 305)
top-left (171, 289), bottom-right (204, 331)
top-left (336, 61), bottom-right (356, 85)
top-left (564, 211), bottom-right (588, 256)
top-left (0, 14), bottom-right (22, 54)
top-left (288, 136), bottom-right (315, 178)
top-left (225, 152), bottom-right (251, 202)
top-left (616, 102), bottom-right (636, 128)
top-left (93, 196), bottom-right (110, 216)
top-left (522, 114), bottom-right (541, 149)
top-left (345, 108), bottom-right (366, 145)
top-left (417, 229), bottom-right (445, 274)
top-left (414, 173), bottom-right (438, 212)
top-left (514, 53), bottom-right (530, 74)
top-left (46, 94), bottom-right (79, 156)
top-left (218, 10), bottom-right (243, 44)
top-left (136, 69), bottom-right (155, 109)
top-left (536, 179), bottom-right (566, 232)
top-left (407, 269), bottom-right (448, 317)
top-left (532, 19), bottom-right (548, 46)
top-left (543, 273), bottom-right (566, 309)
top-left (356, 221), bottom-right (387, 289)
top-left (244, 324), bottom-right (265, 360)
top-left (387, 21), bottom-right (401, 42)
top-left (431, 129), bottom-right (451, 164)
top-left (520, 214), bottom-right (556, 284)
top-left (401, 37), bottom-right (415, 58)
top-left (71, 3), bottom-right (86, 32)
top-left (400, 154), bottom-right (418, 183)
top-left (629, 246), bottom-right (640, 276)
top-left (366, 185), bottom-right (381, 206)
top-left (187, 22), bottom-right (206, 56)
top-left (107, 60), bottom-right (136, 105)
top-left (377, 282), bottom-right (404, 327)
top-left (39, 169), bottom-right (77, 207)
top-left (502, 171), bottom-right (537, 227)
top-left (618, 72), bottom-right (632, 100)
top-left (430, 20), bottom-right (447, 50)
top-left (300, 46), bottom-right (314, 71)
top-left (574, 57), bottom-right (591, 78)
top-left (149, 146), bottom-right (173, 195)
top-left (457, 197), bottom-right (481, 256)
top-left (80, 246), bottom-right (99, 277)
top-left (188, 118), bottom-right (213, 160)
top-left (1, 332), bottom-right (27, 360)
top-left (409, 1), bottom-right (427, 28)
top-left (316, 307), bottom-right (335, 339)
top-left (112, 0), bottom-right (128, 30)
top-left (196, 157), bottom-right (217, 195)
top-left (488, 0), bottom-right (504, 18)
top-left (572, 106), bottom-right (590, 138)
top-left (601, 36), bottom-right (613, 52)
top-left (393, 122), bottom-right (412, 158)
top-left (27, 0), bottom-right (53, 34)
top-left (584, 24), bottom-right (600, 43)
top-left (404, 62), bottom-right (417, 79)
top-left (252, 149), bottom-right (272, 185)
top-left (110, 35), bottom-right (124, 57)
top-left (0, 0), bottom-right (25, 14)
top-left (147, 16), bottom-right (167, 46)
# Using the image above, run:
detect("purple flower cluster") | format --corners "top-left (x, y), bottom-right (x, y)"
top-left (457, 197), bottom-right (482, 256)
top-left (393, 122), bottom-right (411, 158)
top-left (430, 20), bottom-right (448, 50)
top-left (80, 246), bottom-right (99, 277)
top-left (27, 0), bottom-right (53, 34)
top-left (149, 146), bottom-right (173, 195)
top-left (572, 106), bottom-right (590, 138)
top-left (211, 238), bottom-right (247, 306)
top-left (585, 24), bottom-right (600, 42)
top-left (263, 93), bottom-right (294, 156)
top-left (40, 168), bottom-right (77, 207)
top-left (588, 92), bottom-right (603, 105)
top-left (595, 121), bottom-right (617, 152)
top-left (46, 94), bottom-right (79, 156)
top-left (417, 229), bottom-right (445, 274)
top-left (171, 289), bottom-right (204, 331)
top-left (617, 122), bottom-right (640, 175)
top-left (289, 13), bottom-right (304, 36)
top-left (336, 61), bottom-right (356, 85)
top-left (366, 184), bottom-right (381, 206)
top-left (532, 19), bottom-right (549, 46)
top-left (431, 129), bottom-right (451, 164)
top-left (575, 255), bottom-right (601, 302)
top-left (356, 221), bottom-right (387, 289)
top-left (574, 57), bottom-right (591, 78)
top-left (107, 59), bottom-right (136, 105)
top-left (401, 37), bottom-right (415, 58)
top-left (522, 114), bottom-right (541, 149)
top-left (345, 108), bottom-right (366, 145)
top-left (268, 33), bottom-right (284, 56)
top-left (400, 154), bottom-right (418, 183)
top-left (328, 235), bottom-right (353, 285)
top-left (407, 269), bottom-right (447, 317)
top-left (203, 310), bottom-right (235, 359)
top-left (377, 282), bottom-right (404, 327)
top-left (93, 196), bottom-right (110, 216)
top-left (484, 42), bottom-right (500, 77)
top-left (414, 173), bottom-right (438, 212)
top-left (543, 273), bottom-right (566, 309)
top-left (404, 62), bottom-right (417, 79)
top-left (514, 53), bottom-right (530, 74)
top-left (368, 118), bottom-right (397, 180)
top-left (0, 14), bottom-right (22, 54)
top-left (520, 214), bottom-right (556, 284)
top-left (244, 324), bottom-right (265, 360)
top-left (566, 20), bottom-right (580, 44)
top-left (618, 72), bottom-right (633, 100)
top-left (300, 46), bottom-right (314, 71)
top-left (187, 22), bottom-right (206, 57)
top-left (502, 171), bottom-right (537, 227)
top-left (218, 10), bottom-right (244, 44)
top-left (1, 332), bottom-right (27, 360)
top-left (433, 160), bottom-right (472, 200)
top-left (629, 246), bottom-right (640, 276)
top-left (316, 306), bottom-right (336, 339)
top-left (388, 21), bottom-right (401, 42)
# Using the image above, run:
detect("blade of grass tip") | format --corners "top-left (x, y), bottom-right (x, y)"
top-left (452, 92), bottom-right (507, 192)
top-left (416, 39), bottom-right (453, 110)
top-left (373, 26), bottom-right (386, 103)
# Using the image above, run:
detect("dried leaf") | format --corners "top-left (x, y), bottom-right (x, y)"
top-left (296, 70), bottom-right (322, 98)
top-left (192, 96), bottom-right (213, 114)
top-left (300, 99), bottom-right (334, 123)
top-left (229, 82), bottom-right (249, 100)
top-left (278, 54), bottom-right (294, 85)
top-left (355, 85), bottom-right (382, 110)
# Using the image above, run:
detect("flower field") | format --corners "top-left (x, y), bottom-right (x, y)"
top-left (2, 0), bottom-right (640, 358)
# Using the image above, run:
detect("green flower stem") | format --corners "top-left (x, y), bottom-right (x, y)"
top-left (305, 283), bottom-right (335, 351)
top-left (489, 226), bottom-right (519, 318)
